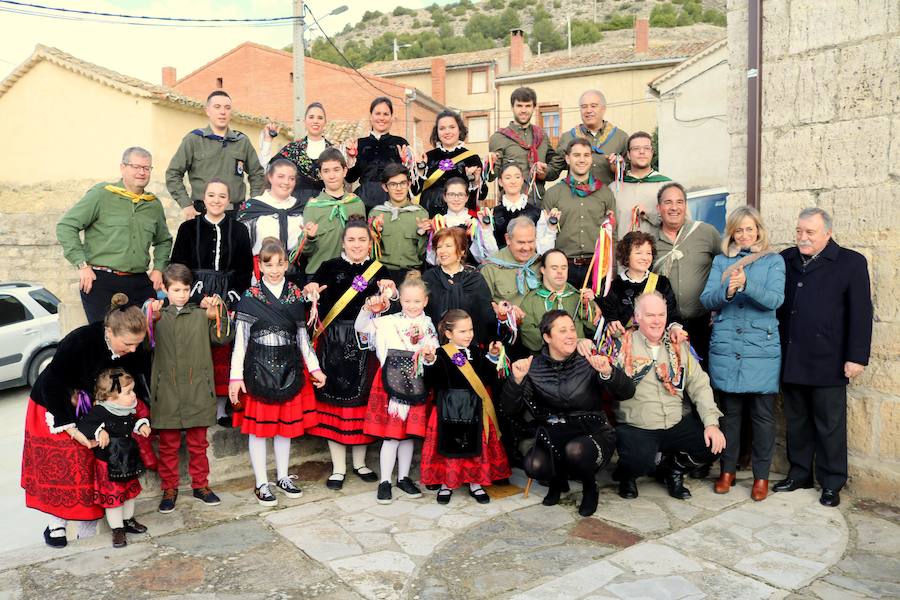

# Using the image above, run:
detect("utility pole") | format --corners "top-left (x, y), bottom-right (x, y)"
top-left (567, 15), bottom-right (572, 56)
top-left (293, 0), bottom-right (305, 140)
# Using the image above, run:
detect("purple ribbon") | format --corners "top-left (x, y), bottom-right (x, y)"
top-left (438, 158), bottom-right (455, 172)
top-left (451, 352), bottom-right (467, 366)
top-left (75, 390), bottom-right (92, 417)
top-left (351, 275), bottom-right (368, 292)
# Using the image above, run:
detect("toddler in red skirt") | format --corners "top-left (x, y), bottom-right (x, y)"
top-left (77, 368), bottom-right (150, 548)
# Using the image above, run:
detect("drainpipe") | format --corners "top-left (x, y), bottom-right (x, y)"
top-left (404, 88), bottom-right (416, 146)
top-left (746, 0), bottom-right (762, 209)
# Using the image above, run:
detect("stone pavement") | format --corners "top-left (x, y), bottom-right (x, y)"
top-left (2, 462), bottom-right (898, 600)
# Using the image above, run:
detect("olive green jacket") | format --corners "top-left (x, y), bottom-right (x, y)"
top-left (542, 179), bottom-right (617, 259)
top-left (518, 283), bottom-right (596, 351)
top-left (302, 191), bottom-right (366, 273)
top-left (370, 202), bottom-right (428, 271)
top-left (488, 121), bottom-right (560, 199)
top-left (549, 122), bottom-right (628, 185)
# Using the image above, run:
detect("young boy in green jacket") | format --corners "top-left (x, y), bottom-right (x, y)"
top-left (369, 163), bottom-right (429, 284)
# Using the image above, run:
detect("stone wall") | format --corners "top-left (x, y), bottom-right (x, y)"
top-left (726, 0), bottom-right (900, 501)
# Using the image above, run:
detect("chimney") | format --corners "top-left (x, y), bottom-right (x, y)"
top-left (634, 18), bottom-right (649, 54)
top-left (431, 58), bottom-right (446, 105)
top-left (161, 66), bottom-right (177, 87)
top-left (509, 28), bottom-right (525, 70)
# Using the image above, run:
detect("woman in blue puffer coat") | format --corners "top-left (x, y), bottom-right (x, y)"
top-left (700, 206), bottom-right (784, 502)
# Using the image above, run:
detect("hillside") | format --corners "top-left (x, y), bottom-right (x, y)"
top-left (306, 0), bottom-right (726, 67)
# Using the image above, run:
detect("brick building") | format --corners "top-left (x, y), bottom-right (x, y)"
top-left (166, 42), bottom-right (444, 149)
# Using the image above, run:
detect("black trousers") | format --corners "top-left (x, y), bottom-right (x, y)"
top-left (681, 313), bottom-right (712, 367)
top-left (719, 392), bottom-right (775, 479)
top-left (80, 270), bottom-right (156, 323)
top-left (782, 383), bottom-right (848, 490)
top-left (566, 260), bottom-right (590, 289)
top-left (615, 415), bottom-right (716, 479)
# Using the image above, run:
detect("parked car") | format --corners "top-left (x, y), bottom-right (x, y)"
top-left (0, 282), bottom-right (60, 390)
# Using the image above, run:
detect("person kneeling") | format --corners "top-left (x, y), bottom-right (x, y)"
top-left (501, 310), bottom-right (635, 517)
top-left (612, 292), bottom-right (725, 500)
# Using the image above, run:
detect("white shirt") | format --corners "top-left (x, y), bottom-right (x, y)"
top-left (246, 190), bottom-right (306, 255)
top-left (354, 311), bottom-right (438, 366)
top-left (307, 138), bottom-right (326, 160)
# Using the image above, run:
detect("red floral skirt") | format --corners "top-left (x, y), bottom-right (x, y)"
top-left (362, 366), bottom-right (427, 440)
top-left (211, 343), bottom-right (233, 397)
top-left (233, 373), bottom-right (319, 438)
top-left (420, 410), bottom-right (511, 487)
top-left (92, 460), bottom-right (142, 509)
top-left (21, 399), bottom-right (104, 521)
top-left (308, 402), bottom-right (375, 446)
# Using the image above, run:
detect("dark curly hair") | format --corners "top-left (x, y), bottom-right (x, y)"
top-left (430, 110), bottom-right (468, 147)
top-left (616, 231), bottom-right (657, 268)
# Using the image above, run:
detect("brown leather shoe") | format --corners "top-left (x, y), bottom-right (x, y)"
top-left (714, 471), bottom-right (736, 494)
top-left (111, 527), bottom-right (127, 548)
top-left (751, 479), bottom-right (768, 501)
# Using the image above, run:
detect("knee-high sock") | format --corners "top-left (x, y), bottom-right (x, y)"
top-left (105, 506), bottom-right (124, 529)
top-left (397, 439), bottom-right (415, 479)
top-left (216, 397), bottom-right (228, 420)
top-left (380, 440), bottom-right (400, 483)
top-left (273, 435), bottom-right (291, 481)
top-left (47, 516), bottom-right (67, 538)
top-left (352, 445), bottom-right (368, 470)
top-left (328, 441), bottom-right (348, 475)
top-left (123, 498), bottom-right (135, 520)
top-left (248, 434), bottom-right (269, 488)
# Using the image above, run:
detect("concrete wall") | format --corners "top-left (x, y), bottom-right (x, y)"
top-left (726, 0), bottom-right (900, 501)
top-left (654, 45), bottom-right (730, 189)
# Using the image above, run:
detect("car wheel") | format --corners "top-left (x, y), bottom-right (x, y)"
top-left (27, 348), bottom-right (56, 386)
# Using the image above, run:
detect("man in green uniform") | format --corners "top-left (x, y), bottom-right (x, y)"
top-left (550, 90), bottom-right (628, 185)
top-left (369, 163), bottom-right (429, 284)
top-left (166, 90), bottom-right (266, 219)
top-left (57, 147), bottom-right (172, 322)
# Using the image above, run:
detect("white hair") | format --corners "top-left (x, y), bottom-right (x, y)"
top-left (798, 207), bottom-right (833, 232)
top-left (579, 89), bottom-right (607, 106)
top-left (121, 146), bottom-right (151, 164)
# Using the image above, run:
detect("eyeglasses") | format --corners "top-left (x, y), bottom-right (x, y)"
top-left (385, 181), bottom-right (409, 189)
top-left (628, 146), bottom-right (653, 153)
top-left (445, 192), bottom-right (467, 199)
top-left (124, 163), bottom-right (153, 172)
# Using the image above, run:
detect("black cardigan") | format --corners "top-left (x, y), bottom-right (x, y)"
top-left (412, 146), bottom-right (487, 217)
top-left (423, 265), bottom-right (497, 346)
top-left (170, 214), bottom-right (254, 298)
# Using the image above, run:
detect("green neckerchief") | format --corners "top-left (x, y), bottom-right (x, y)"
top-left (622, 170), bottom-right (672, 184)
top-left (535, 284), bottom-right (576, 311)
top-left (306, 192), bottom-right (359, 224)
top-left (564, 174), bottom-right (604, 198)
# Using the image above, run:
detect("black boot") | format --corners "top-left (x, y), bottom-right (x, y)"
top-left (662, 453), bottom-right (692, 500)
top-left (578, 480), bottom-right (599, 517)
top-left (542, 477), bottom-right (570, 506)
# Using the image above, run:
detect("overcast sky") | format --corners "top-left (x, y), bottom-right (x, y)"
top-left (0, 0), bottom-right (450, 84)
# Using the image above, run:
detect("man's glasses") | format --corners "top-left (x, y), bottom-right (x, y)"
top-left (385, 181), bottom-right (409, 189)
top-left (445, 192), bottom-right (467, 199)
top-left (124, 163), bottom-right (153, 173)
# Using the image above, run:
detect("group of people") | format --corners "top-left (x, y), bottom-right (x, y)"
top-left (24, 85), bottom-right (872, 549)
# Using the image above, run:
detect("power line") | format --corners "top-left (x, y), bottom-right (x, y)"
top-left (0, 0), bottom-right (298, 23)
top-left (0, 4), bottom-right (292, 27)
top-left (304, 4), bottom-right (404, 101)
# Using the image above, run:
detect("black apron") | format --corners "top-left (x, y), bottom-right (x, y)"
top-left (315, 319), bottom-right (378, 407)
top-left (106, 436), bottom-right (145, 481)
top-left (382, 349), bottom-right (426, 406)
top-left (436, 388), bottom-right (482, 458)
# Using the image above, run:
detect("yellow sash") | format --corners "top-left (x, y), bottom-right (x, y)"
top-left (313, 261), bottom-right (383, 342)
top-left (642, 271), bottom-right (659, 295)
top-left (413, 149), bottom-right (478, 204)
top-left (440, 343), bottom-right (501, 440)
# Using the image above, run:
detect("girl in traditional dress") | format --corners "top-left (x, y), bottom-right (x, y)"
top-left (420, 310), bottom-right (510, 504)
top-left (228, 238), bottom-right (326, 506)
top-left (268, 102), bottom-right (338, 208)
top-left (170, 179), bottom-right (253, 426)
top-left (355, 271), bottom-right (438, 504)
top-left (77, 368), bottom-right (151, 548)
top-left (423, 178), bottom-right (497, 266)
top-left (303, 218), bottom-right (397, 490)
top-left (485, 163), bottom-right (558, 253)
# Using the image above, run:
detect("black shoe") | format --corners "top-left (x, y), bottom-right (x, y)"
top-left (436, 488), bottom-right (453, 504)
top-left (111, 527), bottom-right (127, 548)
top-left (688, 463), bottom-right (711, 480)
top-left (123, 518), bottom-right (148, 534)
top-left (665, 470), bottom-right (692, 500)
top-left (326, 474), bottom-right (345, 491)
top-left (158, 488), bottom-right (178, 513)
top-left (396, 477), bottom-right (423, 498)
top-left (772, 477), bottom-right (814, 493)
top-left (618, 478), bottom-right (639, 499)
top-left (352, 467), bottom-right (379, 483)
top-left (543, 479), bottom-right (568, 506)
top-left (275, 476), bottom-right (303, 499)
top-left (469, 487), bottom-right (490, 504)
top-left (254, 483), bottom-right (278, 507)
top-left (578, 482), bottom-right (599, 517)
top-left (377, 481), bottom-right (393, 504)
top-left (192, 487), bottom-right (221, 506)
top-left (43, 526), bottom-right (67, 548)
top-left (819, 488), bottom-right (841, 507)
top-left (217, 416), bottom-right (233, 428)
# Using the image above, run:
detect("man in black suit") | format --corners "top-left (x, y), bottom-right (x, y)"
top-left (774, 207), bottom-right (873, 507)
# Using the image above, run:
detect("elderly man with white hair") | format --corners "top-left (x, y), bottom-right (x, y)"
top-left (612, 291), bottom-right (725, 500)
top-left (549, 89), bottom-right (629, 185)
top-left (773, 207), bottom-right (872, 508)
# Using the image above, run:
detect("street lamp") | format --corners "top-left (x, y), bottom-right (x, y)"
top-left (393, 38), bottom-right (412, 61)
top-left (302, 4), bottom-right (349, 54)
